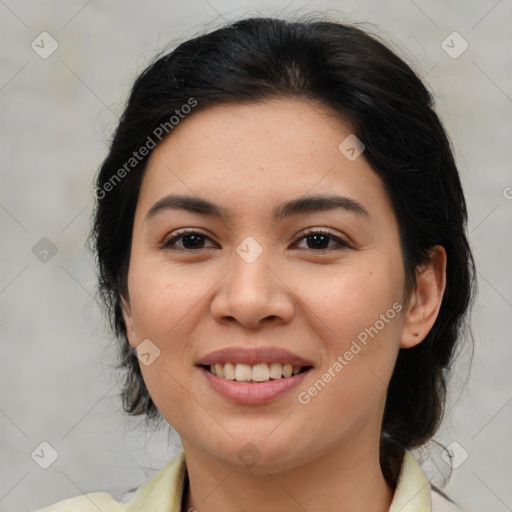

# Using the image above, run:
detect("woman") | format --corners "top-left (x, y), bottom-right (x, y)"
top-left (36, 15), bottom-right (475, 512)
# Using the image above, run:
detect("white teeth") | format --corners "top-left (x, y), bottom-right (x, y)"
top-left (223, 362), bottom-right (236, 380)
top-left (235, 363), bottom-right (252, 381)
top-left (282, 364), bottom-right (293, 378)
top-left (214, 363), bottom-right (224, 378)
top-left (252, 363), bottom-right (270, 382)
top-left (207, 362), bottom-right (307, 382)
top-left (269, 362), bottom-right (283, 379)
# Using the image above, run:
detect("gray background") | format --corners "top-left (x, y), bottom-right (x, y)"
top-left (1, 1), bottom-right (511, 511)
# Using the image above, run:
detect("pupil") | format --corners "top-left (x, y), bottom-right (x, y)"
top-left (183, 234), bottom-right (204, 249)
top-left (308, 234), bottom-right (328, 249)
top-left (182, 234), bottom-right (329, 250)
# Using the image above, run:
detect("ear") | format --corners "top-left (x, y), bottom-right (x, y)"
top-left (400, 245), bottom-right (447, 349)
top-left (121, 296), bottom-right (137, 349)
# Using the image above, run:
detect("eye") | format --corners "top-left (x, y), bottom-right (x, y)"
top-left (293, 229), bottom-right (350, 252)
top-left (161, 228), bottom-right (350, 252)
top-left (161, 229), bottom-right (217, 250)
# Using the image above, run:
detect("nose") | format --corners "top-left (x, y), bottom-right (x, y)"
top-left (210, 245), bottom-right (295, 330)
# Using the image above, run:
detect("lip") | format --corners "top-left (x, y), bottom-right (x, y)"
top-left (195, 346), bottom-right (314, 367)
top-left (199, 365), bottom-right (313, 404)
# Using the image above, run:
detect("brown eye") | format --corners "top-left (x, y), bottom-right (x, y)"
top-left (294, 230), bottom-right (350, 252)
top-left (161, 230), bottom-right (216, 250)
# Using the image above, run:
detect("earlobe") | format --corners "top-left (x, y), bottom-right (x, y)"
top-left (400, 245), bottom-right (447, 349)
top-left (121, 296), bottom-right (137, 348)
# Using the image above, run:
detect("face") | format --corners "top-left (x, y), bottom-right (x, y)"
top-left (122, 98), bottom-right (421, 472)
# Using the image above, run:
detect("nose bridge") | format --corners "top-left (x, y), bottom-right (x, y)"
top-left (235, 235), bottom-right (266, 266)
top-left (210, 234), bottom-right (294, 327)
top-left (230, 234), bottom-right (275, 300)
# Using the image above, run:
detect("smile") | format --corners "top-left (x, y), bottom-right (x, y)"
top-left (204, 362), bottom-right (312, 382)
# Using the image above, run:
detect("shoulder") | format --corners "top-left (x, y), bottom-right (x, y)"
top-left (32, 492), bottom-right (123, 512)
top-left (390, 449), bottom-right (464, 512)
top-left (32, 450), bottom-right (187, 512)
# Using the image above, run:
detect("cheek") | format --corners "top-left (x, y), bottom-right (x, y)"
top-left (293, 257), bottom-right (403, 342)
top-left (127, 259), bottom-right (210, 336)
top-left (126, 259), bottom-right (215, 401)
top-left (127, 261), bottom-right (202, 420)
top-left (293, 256), bottom-right (404, 404)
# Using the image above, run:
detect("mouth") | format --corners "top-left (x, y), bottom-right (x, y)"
top-left (195, 346), bottom-right (315, 403)
top-left (200, 362), bottom-right (313, 383)
top-left (198, 362), bottom-right (313, 404)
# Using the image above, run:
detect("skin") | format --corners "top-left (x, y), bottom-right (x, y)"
top-left (122, 98), bottom-right (446, 512)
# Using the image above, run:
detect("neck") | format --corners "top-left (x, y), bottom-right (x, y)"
top-left (181, 437), bottom-right (394, 512)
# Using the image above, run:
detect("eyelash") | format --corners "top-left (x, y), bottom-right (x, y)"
top-left (160, 228), bottom-right (351, 253)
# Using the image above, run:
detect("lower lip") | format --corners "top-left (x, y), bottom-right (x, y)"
top-left (198, 366), bottom-right (312, 405)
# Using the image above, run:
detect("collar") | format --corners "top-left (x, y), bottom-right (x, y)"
top-left (389, 450), bottom-right (432, 511)
top-left (124, 449), bottom-right (431, 511)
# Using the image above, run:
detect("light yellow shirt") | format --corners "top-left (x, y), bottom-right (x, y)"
top-left (34, 449), bottom-right (459, 511)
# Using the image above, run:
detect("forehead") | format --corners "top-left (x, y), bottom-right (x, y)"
top-left (151, 97), bottom-right (351, 160)
top-left (138, 98), bottom-right (392, 222)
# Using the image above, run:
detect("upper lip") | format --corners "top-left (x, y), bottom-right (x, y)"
top-left (196, 346), bottom-right (314, 367)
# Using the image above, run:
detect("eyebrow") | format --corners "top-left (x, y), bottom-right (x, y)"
top-left (144, 193), bottom-right (370, 223)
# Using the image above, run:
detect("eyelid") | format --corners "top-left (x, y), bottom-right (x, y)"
top-left (293, 227), bottom-right (352, 250)
top-left (161, 226), bottom-right (351, 252)
top-left (160, 228), bottom-right (218, 249)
